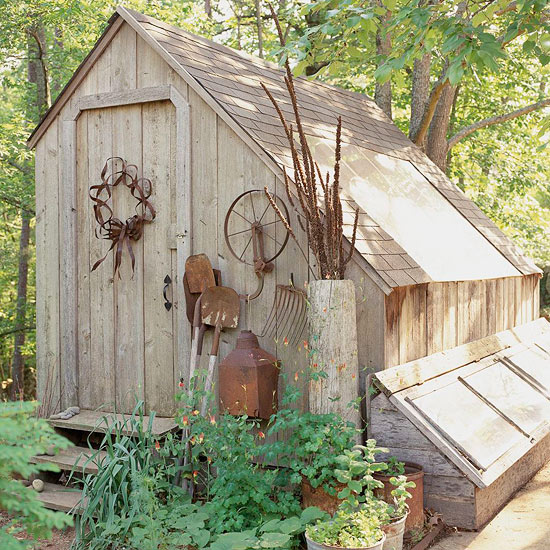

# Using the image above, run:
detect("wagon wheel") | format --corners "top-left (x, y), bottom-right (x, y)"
top-left (224, 189), bottom-right (290, 267)
top-left (224, 189), bottom-right (290, 299)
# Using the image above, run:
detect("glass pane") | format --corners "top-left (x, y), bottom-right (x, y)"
top-left (412, 382), bottom-right (525, 470)
top-left (464, 363), bottom-right (550, 435)
top-left (507, 347), bottom-right (550, 393)
top-left (308, 139), bottom-right (520, 282)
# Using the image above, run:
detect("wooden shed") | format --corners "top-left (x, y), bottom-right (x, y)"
top-left (29, 7), bottom-right (541, 421)
top-left (371, 318), bottom-right (550, 529)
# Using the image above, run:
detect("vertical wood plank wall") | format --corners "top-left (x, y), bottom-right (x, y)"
top-left (35, 23), bottom-right (314, 414)
top-left (384, 274), bottom-right (541, 369)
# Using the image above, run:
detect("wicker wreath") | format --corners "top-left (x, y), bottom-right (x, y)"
top-left (89, 157), bottom-right (156, 276)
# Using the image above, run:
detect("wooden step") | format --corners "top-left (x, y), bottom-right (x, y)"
top-left (47, 408), bottom-right (178, 436)
top-left (31, 446), bottom-right (107, 475)
top-left (37, 482), bottom-right (84, 513)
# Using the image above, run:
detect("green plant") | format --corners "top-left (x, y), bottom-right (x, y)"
top-left (333, 441), bottom-right (389, 509)
top-left (180, 409), bottom-right (303, 534)
top-left (72, 401), bottom-right (180, 550)
top-left (306, 508), bottom-right (384, 548)
top-left (388, 475), bottom-right (416, 520)
top-left (263, 380), bottom-right (358, 496)
top-left (385, 457), bottom-right (405, 477)
top-left (0, 401), bottom-right (72, 550)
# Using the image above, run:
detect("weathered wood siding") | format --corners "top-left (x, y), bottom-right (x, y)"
top-left (35, 23), bottom-right (332, 414)
top-left (370, 393), bottom-right (478, 529)
top-left (384, 274), bottom-right (540, 369)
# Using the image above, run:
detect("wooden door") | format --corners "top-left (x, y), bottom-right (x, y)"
top-left (76, 100), bottom-right (178, 416)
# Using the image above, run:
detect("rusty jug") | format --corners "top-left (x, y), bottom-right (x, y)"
top-left (218, 330), bottom-right (279, 419)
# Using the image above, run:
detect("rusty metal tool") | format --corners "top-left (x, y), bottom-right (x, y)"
top-left (183, 269), bottom-right (222, 325)
top-left (185, 254), bottom-right (216, 390)
top-left (200, 286), bottom-right (241, 415)
top-left (176, 254), bottom-right (216, 489)
top-left (260, 283), bottom-right (307, 346)
top-left (224, 189), bottom-right (290, 301)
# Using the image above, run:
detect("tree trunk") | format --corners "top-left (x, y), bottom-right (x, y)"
top-left (409, 52), bottom-right (431, 145)
top-left (308, 280), bottom-right (361, 435)
top-left (255, 0), bottom-right (264, 58)
top-left (426, 83), bottom-right (456, 172)
top-left (10, 213), bottom-right (30, 400)
top-left (205, 0), bottom-right (212, 18)
top-left (10, 21), bottom-right (50, 400)
top-left (374, 4), bottom-right (392, 119)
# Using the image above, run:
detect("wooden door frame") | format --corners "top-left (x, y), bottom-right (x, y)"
top-left (61, 85), bottom-right (191, 408)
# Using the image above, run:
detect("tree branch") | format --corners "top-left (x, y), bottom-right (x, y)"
top-left (447, 97), bottom-right (550, 151)
top-left (7, 159), bottom-right (32, 176)
top-left (0, 325), bottom-right (34, 339)
top-left (411, 76), bottom-right (449, 145)
top-left (0, 192), bottom-right (35, 215)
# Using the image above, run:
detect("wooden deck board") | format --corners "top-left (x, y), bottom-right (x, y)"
top-left (31, 446), bottom-right (107, 475)
top-left (37, 482), bottom-right (84, 513)
top-left (47, 409), bottom-right (177, 436)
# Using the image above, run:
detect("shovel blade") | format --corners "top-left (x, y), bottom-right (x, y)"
top-left (185, 254), bottom-right (216, 293)
top-left (201, 286), bottom-right (241, 329)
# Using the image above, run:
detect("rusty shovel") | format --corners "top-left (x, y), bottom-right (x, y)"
top-left (199, 286), bottom-right (240, 415)
top-left (185, 254), bottom-right (216, 392)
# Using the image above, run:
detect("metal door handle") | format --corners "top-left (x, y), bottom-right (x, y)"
top-left (163, 275), bottom-right (172, 311)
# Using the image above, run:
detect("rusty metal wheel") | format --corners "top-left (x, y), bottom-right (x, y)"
top-left (224, 189), bottom-right (290, 267)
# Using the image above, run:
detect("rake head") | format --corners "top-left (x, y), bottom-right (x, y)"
top-left (260, 284), bottom-right (307, 346)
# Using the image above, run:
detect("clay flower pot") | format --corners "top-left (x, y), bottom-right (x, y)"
top-left (301, 477), bottom-right (346, 516)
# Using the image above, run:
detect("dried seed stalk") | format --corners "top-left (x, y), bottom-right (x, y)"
top-left (262, 4), bottom-right (359, 280)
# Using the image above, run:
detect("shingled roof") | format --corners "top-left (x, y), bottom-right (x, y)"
top-left (29, 7), bottom-right (541, 290)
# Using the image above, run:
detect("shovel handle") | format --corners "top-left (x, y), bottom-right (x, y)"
top-left (200, 324), bottom-right (222, 415)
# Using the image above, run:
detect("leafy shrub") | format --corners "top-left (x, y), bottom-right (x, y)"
top-left (306, 508), bottom-right (384, 548)
top-left (263, 380), bottom-right (357, 496)
top-left (0, 401), bottom-right (72, 550)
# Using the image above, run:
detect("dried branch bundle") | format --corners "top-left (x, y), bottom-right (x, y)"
top-left (262, 5), bottom-right (359, 280)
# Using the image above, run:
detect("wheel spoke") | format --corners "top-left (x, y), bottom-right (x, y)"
top-left (227, 227), bottom-right (254, 238)
top-left (250, 192), bottom-right (257, 222)
top-left (239, 234), bottom-right (254, 261)
top-left (258, 219), bottom-right (281, 230)
top-left (232, 210), bottom-right (254, 226)
top-left (263, 231), bottom-right (283, 249)
top-left (257, 202), bottom-right (271, 224)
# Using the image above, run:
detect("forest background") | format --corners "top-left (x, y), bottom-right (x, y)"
top-left (1, 0), bottom-right (549, 399)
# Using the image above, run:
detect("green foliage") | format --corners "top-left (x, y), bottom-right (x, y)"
top-left (0, 401), bottom-right (72, 549)
top-left (384, 456), bottom-right (405, 477)
top-left (72, 402), bottom-right (179, 550)
top-left (333, 442), bottom-right (388, 509)
top-left (263, 381), bottom-right (358, 496)
top-left (306, 508), bottom-right (384, 548)
top-left (72, 397), bottom-right (328, 550)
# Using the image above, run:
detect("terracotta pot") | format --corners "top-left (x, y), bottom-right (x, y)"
top-left (301, 478), bottom-right (346, 516)
top-left (305, 531), bottom-right (385, 550)
top-left (373, 462), bottom-right (424, 532)
top-left (382, 513), bottom-right (407, 550)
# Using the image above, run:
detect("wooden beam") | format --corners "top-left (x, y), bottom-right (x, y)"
top-left (60, 120), bottom-right (78, 408)
top-left (77, 85), bottom-right (172, 114)
top-left (376, 318), bottom-right (550, 394)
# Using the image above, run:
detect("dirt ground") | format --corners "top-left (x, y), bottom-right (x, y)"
top-left (0, 511), bottom-right (75, 550)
